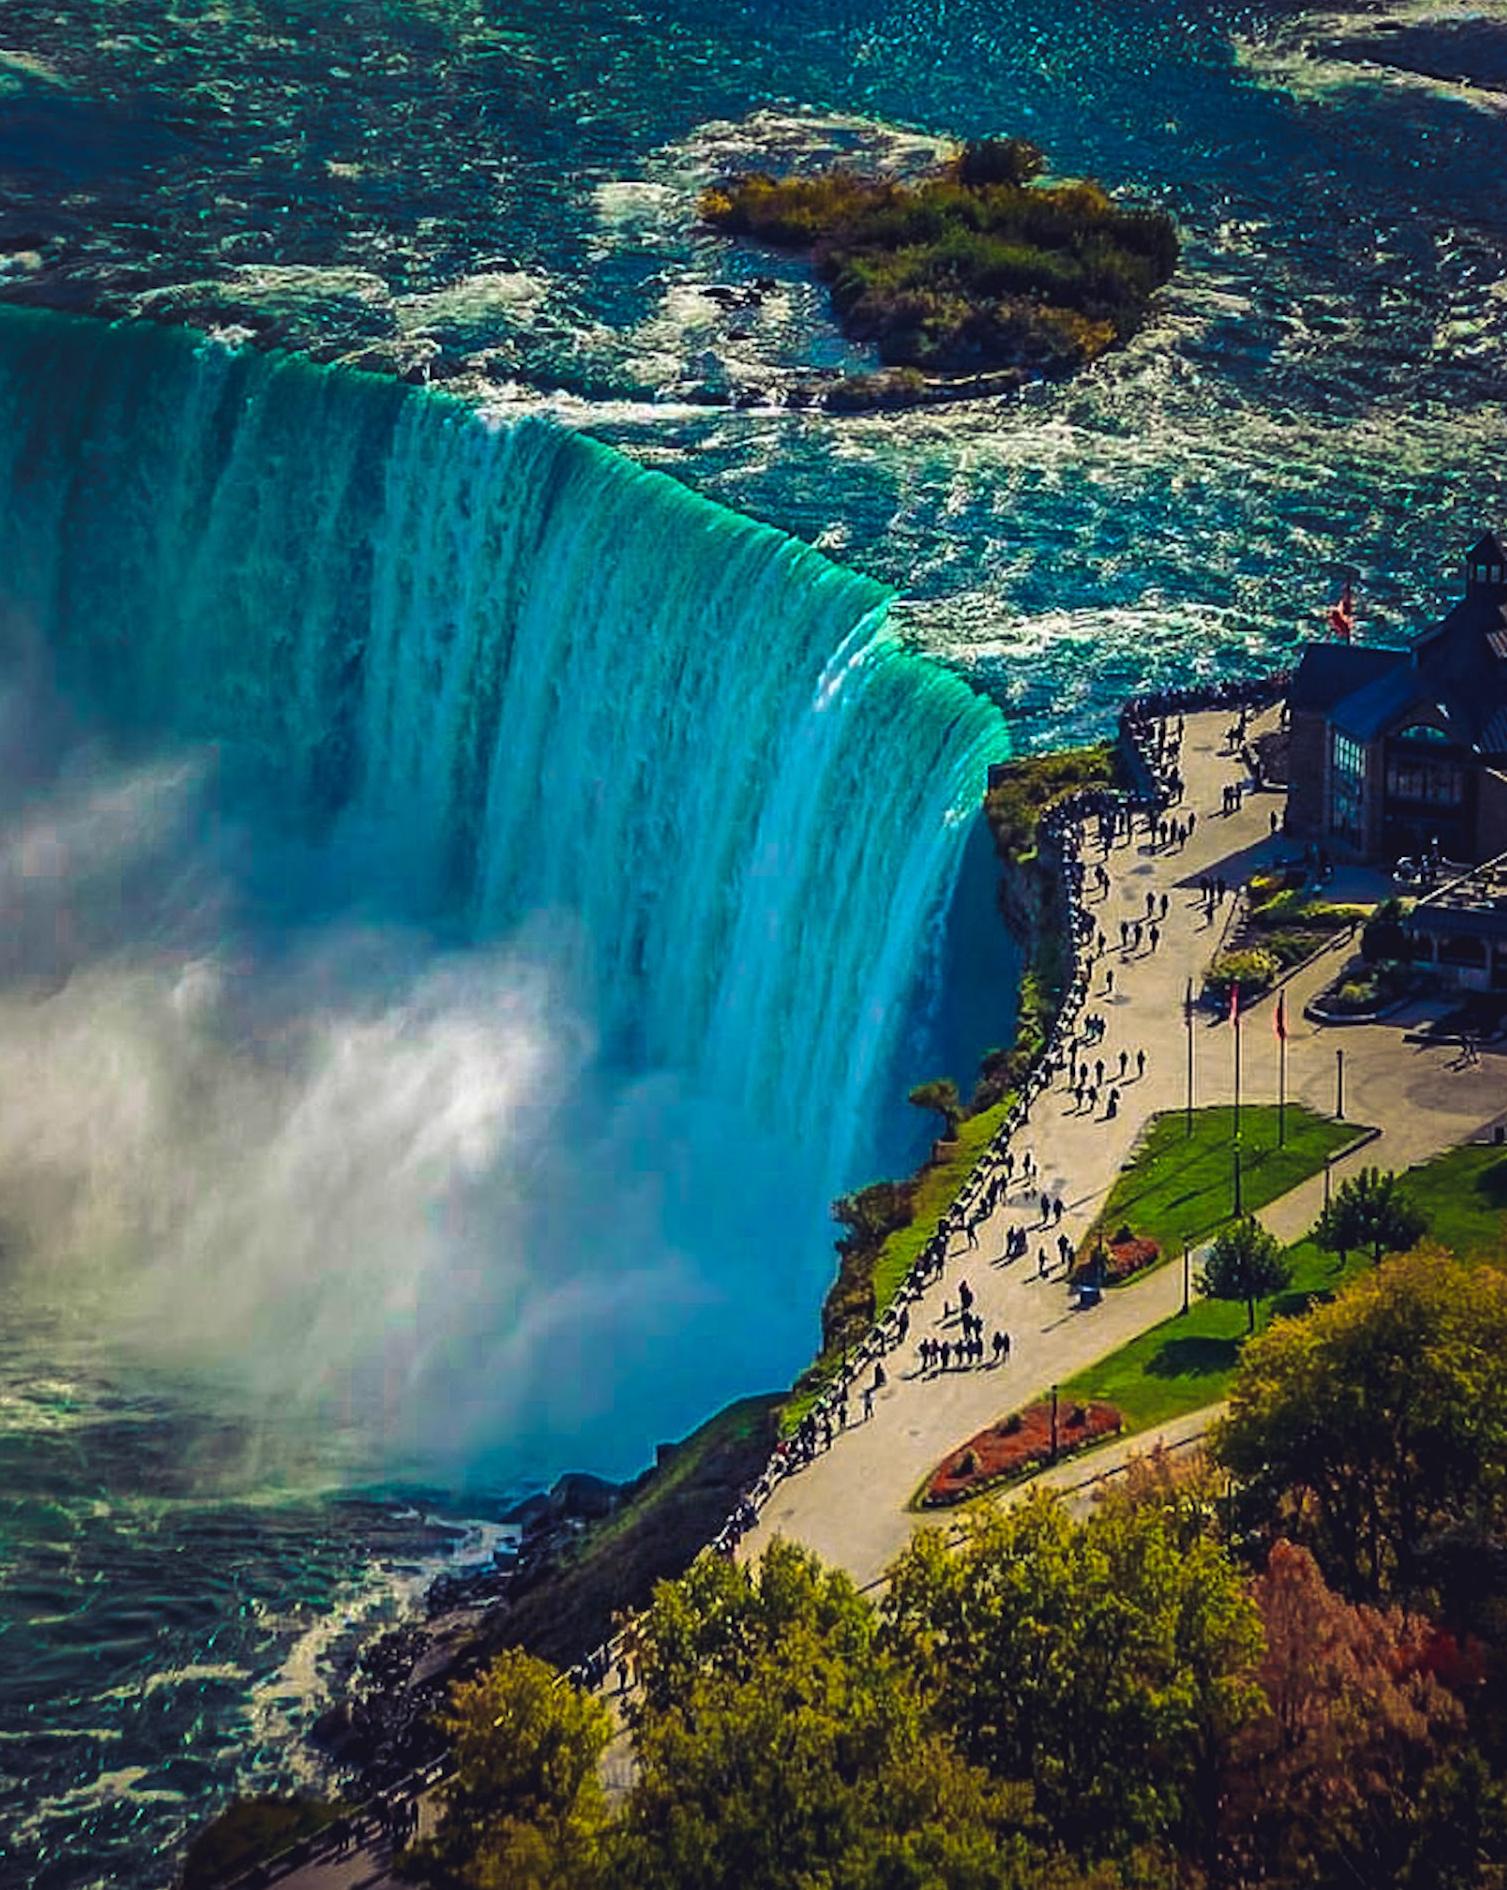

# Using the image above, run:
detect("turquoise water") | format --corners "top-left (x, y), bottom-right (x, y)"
top-left (5, 0), bottom-right (1506, 731)
top-left (2, 0), bottom-right (1507, 1880)
top-left (0, 307), bottom-right (999, 1884)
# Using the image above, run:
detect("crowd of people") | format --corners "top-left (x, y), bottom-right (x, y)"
top-left (685, 680), bottom-right (1288, 1631)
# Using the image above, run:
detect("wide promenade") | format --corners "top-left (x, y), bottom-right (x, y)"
top-left (740, 707), bottom-right (1507, 1588)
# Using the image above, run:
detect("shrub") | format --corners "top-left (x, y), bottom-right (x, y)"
top-left (701, 148), bottom-right (1177, 378)
top-left (182, 1797), bottom-right (344, 1890)
top-left (1363, 896), bottom-right (1412, 962)
top-left (954, 136), bottom-right (1046, 187)
top-left (1205, 948), bottom-right (1279, 1005)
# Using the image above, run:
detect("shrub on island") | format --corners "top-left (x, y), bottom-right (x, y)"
top-left (700, 139), bottom-right (1177, 380)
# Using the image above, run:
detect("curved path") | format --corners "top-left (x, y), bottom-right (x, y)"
top-left (741, 707), bottom-right (1507, 1587)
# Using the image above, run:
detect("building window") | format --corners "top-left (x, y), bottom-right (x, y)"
top-left (1396, 723), bottom-right (1451, 745)
top-left (1385, 757), bottom-right (1463, 806)
top-left (1330, 730), bottom-right (1365, 843)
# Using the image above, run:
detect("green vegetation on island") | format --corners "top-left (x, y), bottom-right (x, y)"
top-left (700, 140), bottom-right (1178, 381)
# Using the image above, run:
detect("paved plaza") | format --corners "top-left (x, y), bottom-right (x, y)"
top-left (740, 707), bottom-right (1507, 1588)
top-left (279, 706), bottom-right (1507, 1890)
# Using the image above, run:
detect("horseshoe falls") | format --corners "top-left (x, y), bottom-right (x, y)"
top-left (0, 306), bottom-right (1005, 1486)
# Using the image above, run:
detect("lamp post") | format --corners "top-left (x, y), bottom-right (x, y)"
top-left (1184, 977), bottom-right (1195, 1137)
top-left (1323, 1154), bottom-right (1333, 1212)
top-left (1049, 1383), bottom-right (1060, 1465)
top-left (1233, 987), bottom-right (1244, 1215)
top-left (1182, 1242), bottom-right (1191, 1314)
top-left (1335, 1047), bottom-right (1345, 1121)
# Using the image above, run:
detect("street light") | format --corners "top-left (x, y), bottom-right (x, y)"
top-left (1182, 1242), bottom-right (1191, 1314)
top-left (1335, 1047), bottom-right (1345, 1121)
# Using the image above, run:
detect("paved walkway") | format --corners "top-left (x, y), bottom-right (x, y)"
top-left (740, 708), bottom-right (1507, 1587)
top-left (277, 708), bottom-right (1507, 1890)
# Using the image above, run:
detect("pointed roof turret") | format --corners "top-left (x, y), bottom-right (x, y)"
top-left (1465, 531), bottom-right (1507, 597)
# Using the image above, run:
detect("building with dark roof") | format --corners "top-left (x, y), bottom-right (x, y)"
top-left (1286, 533), bottom-right (1507, 863)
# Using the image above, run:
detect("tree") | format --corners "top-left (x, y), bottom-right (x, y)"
top-left (908, 1075), bottom-right (962, 1143)
top-left (1212, 1252), bottom-right (1507, 1606)
top-left (1313, 1164), bottom-right (1428, 1270)
top-left (409, 1649), bottom-right (612, 1890)
top-left (879, 1490), bottom-right (1263, 1866)
top-left (1223, 1539), bottom-right (1471, 1888)
top-left (629, 1535), bottom-right (873, 1717)
top-left (617, 1537), bottom-right (1092, 1890)
top-left (957, 137), bottom-right (1046, 188)
top-left (1199, 1217), bottom-right (1292, 1331)
top-left (614, 1615), bottom-right (1043, 1890)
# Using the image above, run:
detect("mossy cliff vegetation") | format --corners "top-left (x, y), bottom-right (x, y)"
top-left (798, 746), bottom-right (1122, 1411)
top-left (700, 138), bottom-right (1177, 379)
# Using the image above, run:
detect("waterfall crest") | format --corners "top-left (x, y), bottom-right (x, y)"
top-left (0, 309), bottom-right (1003, 1469)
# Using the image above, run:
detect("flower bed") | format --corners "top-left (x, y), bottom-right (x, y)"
top-left (920, 1398), bottom-right (1124, 1507)
top-left (1071, 1225), bottom-right (1160, 1287)
top-left (1102, 1233), bottom-right (1159, 1283)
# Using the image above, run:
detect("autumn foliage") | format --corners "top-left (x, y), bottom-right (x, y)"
top-left (411, 1251), bottom-right (1507, 1890)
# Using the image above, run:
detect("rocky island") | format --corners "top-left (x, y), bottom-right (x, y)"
top-left (700, 137), bottom-right (1178, 403)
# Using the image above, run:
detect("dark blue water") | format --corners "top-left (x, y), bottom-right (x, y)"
top-left (2, 2), bottom-right (1506, 1882)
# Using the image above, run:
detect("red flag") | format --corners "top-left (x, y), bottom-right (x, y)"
top-left (1274, 989), bottom-right (1287, 1041)
top-left (1228, 980), bottom-right (1240, 1025)
top-left (1327, 578), bottom-right (1355, 643)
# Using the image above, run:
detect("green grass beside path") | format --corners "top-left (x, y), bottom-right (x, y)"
top-left (1063, 1141), bottom-right (1507, 1434)
top-left (1088, 1104), bottom-right (1360, 1265)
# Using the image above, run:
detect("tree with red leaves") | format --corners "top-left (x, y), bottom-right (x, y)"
top-left (1222, 1540), bottom-right (1505, 1889)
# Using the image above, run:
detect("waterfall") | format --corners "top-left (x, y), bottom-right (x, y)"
top-left (0, 308), bottom-right (1003, 1475)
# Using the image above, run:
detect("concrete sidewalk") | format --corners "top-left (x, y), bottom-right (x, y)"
top-left (740, 708), bottom-right (1507, 1588)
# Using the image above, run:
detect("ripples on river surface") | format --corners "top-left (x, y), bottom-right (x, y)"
top-left (2, 1), bottom-right (1507, 1882)
top-left (6, 0), bottom-right (1507, 737)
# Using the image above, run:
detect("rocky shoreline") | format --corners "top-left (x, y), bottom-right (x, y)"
top-left (296, 1414), bottom-right (777, 1805)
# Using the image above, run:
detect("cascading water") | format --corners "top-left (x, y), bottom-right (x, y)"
top-left (0, 305), bottom-right (1004, 1478)
top-left (0, 305), bottom-right (1007, 1884)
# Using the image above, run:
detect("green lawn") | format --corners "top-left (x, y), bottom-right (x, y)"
top-left (781, 1099), bottom-right (1012, 1434)
top-left (1086, 1104), bottom-right (1361, 1267)
top-left (1062, 1141), bottom-right (1507, 1434)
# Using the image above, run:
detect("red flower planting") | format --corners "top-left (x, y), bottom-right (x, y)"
top-left (1070, 1230), bottom-right (1160, 1287)
top-left (921, 1398), bottom-right (1123, 1507)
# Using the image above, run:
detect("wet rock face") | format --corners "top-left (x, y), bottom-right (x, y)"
top-left (500, 1469), bottom-right (626, 1531)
